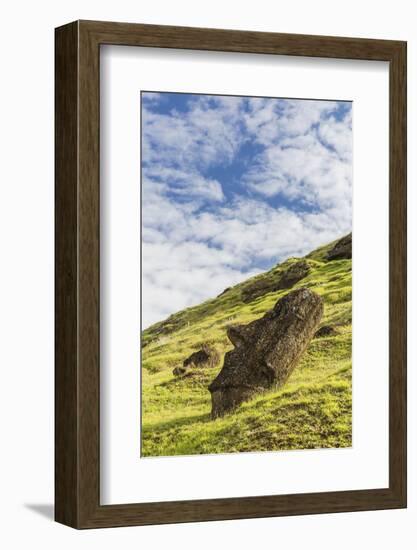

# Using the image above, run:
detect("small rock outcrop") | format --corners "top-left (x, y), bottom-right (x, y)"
top-left (314, 325), bottom-right (338, 338)
top-left (209, 288), bottom-right (323, 418)
top-left (241, 260), bottom-right (311, 303)
top-left (278, 260), bottom-right (311, 290)
top-left (173, 345), bottom-right (220, 377)
top-left (172, 365), bottom-right (188, 376)
top-left (326, 233), bottom-right (352, 260)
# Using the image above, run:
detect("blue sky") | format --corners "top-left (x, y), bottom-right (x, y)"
top-left (141, 92), bottom-right (352, 327)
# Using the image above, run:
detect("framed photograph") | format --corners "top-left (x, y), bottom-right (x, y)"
top-left (55, 20), bottom-right (407, 528)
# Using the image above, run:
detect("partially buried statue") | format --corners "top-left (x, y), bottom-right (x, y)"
top-left (208, 288), bottom-right (323, 418)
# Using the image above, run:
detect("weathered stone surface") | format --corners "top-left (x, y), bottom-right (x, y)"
top-left (241, 260), bottom-right (311, 303)
top-left (173, 345), bottom-right (220, 377)
top-left (209, 288), bottom-right (323, 418)
top-left (314, 325), bottom-right (338, 338)
top-left (241, 278), bottom-right (275, 303)
top-left (278, 260), bottom-right (311, 290)
top-left (326, 233), bottom-right (352, 260)
top-left (172, 365), bottom-right (188, 377)
top-left (143, 315), bottom-right (186, 348)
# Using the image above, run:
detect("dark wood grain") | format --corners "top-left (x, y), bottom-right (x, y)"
top-left (388, 41), bottom-right (407, 504)
top-left (55, 20), bottom-right (407, 529)
top-left (55, 21), bottom-right (79, 527)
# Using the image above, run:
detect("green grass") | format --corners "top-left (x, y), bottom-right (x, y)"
top-left (141, 240), bottom-right (352, 457)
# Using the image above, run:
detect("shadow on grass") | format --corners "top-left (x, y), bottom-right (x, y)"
top-left (157, 371), bottom-right (215, 389)
top-left (143, 410), bottom-right (211, 434)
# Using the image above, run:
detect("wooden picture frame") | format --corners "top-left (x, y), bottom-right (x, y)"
top-left (55, 20), bottom-right (407, 529)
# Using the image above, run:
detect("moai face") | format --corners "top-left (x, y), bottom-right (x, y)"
top-left (209, 288), bottom-right (323, 418)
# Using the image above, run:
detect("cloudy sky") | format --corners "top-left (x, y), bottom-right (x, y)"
top-left (141, 92), bottom-right (352, 328)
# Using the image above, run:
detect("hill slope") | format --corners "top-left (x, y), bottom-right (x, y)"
top-left (141, 236), bottom-right (352, 457)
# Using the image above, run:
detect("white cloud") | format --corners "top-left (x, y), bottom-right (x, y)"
top-left (142, 92), bottom-right (163, 104)
top-left (243, 105), bottom-right (352, 216)
top-left (144, 167), bottom-right (224, 202)
top-left (142, 238), bottom-right (261, 327)
top-left (141, 195), bottom-right (350, 327)
top-left (318, 110), bottom-right (352, 161)
top-left (142, 94), bottom-right (246, 170)
top-left (141, 94), bottom-right (352, 327)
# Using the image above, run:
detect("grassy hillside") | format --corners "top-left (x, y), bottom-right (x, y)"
top-left (141, 236), bottom-right (352, 457)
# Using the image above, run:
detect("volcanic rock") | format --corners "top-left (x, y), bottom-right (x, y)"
top-left (326, 233), bottom-right (352, 260)
top-left (209, 288), bottom-right (323, 418)
top-left (172, 365), bottom-right (188, 377)
top-left (173, 345), bottom-right (220, 377)
top-left (278, 260), bottom-right (311, 290)
top-left (241, 260), bottom-right (311, 303)
top-left (314, 325), bottom-right (338, 338)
